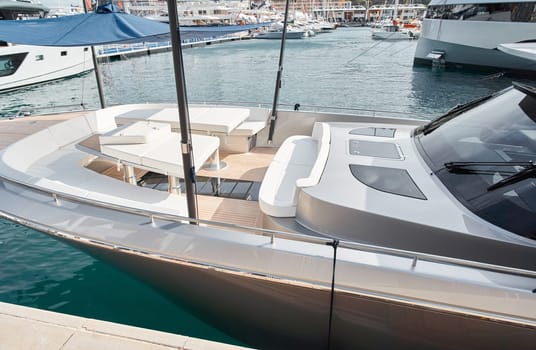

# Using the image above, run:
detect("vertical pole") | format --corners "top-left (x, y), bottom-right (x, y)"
top-left (166, 0), bottom-right (198, 222)
top-left (82, 1), bottom-right (105, 108)
top-left (267, 0), bottom-right (292, 143)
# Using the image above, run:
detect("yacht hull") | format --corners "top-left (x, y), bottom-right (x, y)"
top-left (414, 37), bottom-right (536, 74)
top-left (413, 19), bottom-right (536, 74)
top-left (53, 233), bottom-right (536, 350)
top-left (0, 175), bottom-right (534, 350)
top-left (0, 45), bottom-right (94, 92)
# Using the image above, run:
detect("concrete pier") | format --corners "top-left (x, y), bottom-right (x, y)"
top-left (0, 302), bottom-right (252, 350)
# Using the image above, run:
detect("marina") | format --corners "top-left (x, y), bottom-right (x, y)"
top-left (0, 3), bottom-right (535, 349)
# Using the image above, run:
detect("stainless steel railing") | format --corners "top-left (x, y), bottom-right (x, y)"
top-left (0, 173), bottom-right (534, 279)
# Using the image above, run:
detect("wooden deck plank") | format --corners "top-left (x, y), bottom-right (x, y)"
top-left (197, 195), bottom-right (262, 228)
top-left (0, 112), bottom-right (89, 150)
top-left (197, 147), bottom-right (276, 182)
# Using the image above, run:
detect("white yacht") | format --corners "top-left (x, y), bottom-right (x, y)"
top-left (414, 0), bottom-right (536, 74)
top-left (0, 5), bottom-right (534, 349)
top-left (0, 0), bottom-right (93, 92)
top-left (371, 22), bottom-right (419, 40)
top-left (0, 85), bottom-right (535, 348)
top-left (254, 21), bottom-right (306, 39)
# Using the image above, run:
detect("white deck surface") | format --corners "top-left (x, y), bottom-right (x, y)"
top-left (0, 302), bottom-right (251, 350)
top-left (101, 126), bottom-right (220, 178)
top-left (115, 107), bottom-right (250, 134)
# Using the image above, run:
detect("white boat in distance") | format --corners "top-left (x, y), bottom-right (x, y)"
top-left (254, 28), bottom-right (306, 39)
top-left (0, 4), bottom-right (535, 349)
top-left (371, 22), bottom-right (419, 40)
top-left (0, 0), bottom-right (93, 92)
top-left (254, 21), bottom-right (307, 39)
top-left (414, 0), bottom-right (536, 74)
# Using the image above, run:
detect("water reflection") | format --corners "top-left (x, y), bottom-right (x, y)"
top-left (0, 218), bottom-right (242, 345)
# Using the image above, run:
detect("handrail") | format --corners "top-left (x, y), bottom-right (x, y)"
top-left (4, 100), bottom-right (433, 121)
top-left (0, 173), bottom-right (534, 279)
top-left (191, 99), bottom-right (433, 119)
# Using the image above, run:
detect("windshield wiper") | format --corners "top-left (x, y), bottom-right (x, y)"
top-left (419, 94), bottom-right (493, 135)
top-left (444, 161), bottom-right (534, 174)
top-left (487, 163), bottom-right (536, 191)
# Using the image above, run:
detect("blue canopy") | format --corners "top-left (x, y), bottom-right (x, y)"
top-left (0, 4), bottom-right (270, 46)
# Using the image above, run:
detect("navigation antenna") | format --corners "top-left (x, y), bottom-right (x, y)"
top-left (267, 0), bottom-right (292, 143)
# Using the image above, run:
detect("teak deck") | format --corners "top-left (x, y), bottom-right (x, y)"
top-left (0, 114), bottom-right (275, 229)
top-left (97, 147), bottom-right (277, 228)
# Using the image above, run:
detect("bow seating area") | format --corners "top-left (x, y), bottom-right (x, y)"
top-left (259, 122), bottom-right (331, 218)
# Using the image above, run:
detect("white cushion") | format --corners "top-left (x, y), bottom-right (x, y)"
top-left (99, 121), bottom-right (171, 145)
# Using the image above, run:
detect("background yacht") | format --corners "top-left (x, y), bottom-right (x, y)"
top-left (0, 0), bottom-right (93, 92)
top-left (413, 0), bottom-right (536, 74)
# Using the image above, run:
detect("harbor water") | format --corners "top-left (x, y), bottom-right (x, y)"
top-left (0, 27), bottom-right (531, 347)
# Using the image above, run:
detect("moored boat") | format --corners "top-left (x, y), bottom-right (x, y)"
top-left (0, 0), bottom-right (93, 92)
top-left (0, 3), bottom-right (534, 349)
top-left (414, 0), bottom-right (536, 74)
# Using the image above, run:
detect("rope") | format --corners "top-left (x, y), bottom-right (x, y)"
top-left (327, 239), bottom-right (339, 350)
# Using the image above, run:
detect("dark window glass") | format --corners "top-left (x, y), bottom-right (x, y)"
top-left (349, 164), bottom-right (427, 200)
top-left (415, 85), bottom-right (536, 239)
top-left (425, 2), bottom-right (536, 22)
top-left (0, 52), bottom-right (28, 77)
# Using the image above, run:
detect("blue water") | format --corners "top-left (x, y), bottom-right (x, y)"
top-left (0, 27), bottom-right (531, 346)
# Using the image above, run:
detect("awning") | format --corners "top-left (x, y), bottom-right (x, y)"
top-left (0, 4), bottom-right (270, 46)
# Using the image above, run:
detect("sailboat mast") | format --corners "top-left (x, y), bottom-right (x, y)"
top-left (166, 0), bottom-right (198, 221)
top-left (267, 0), bottom-right (292, 143)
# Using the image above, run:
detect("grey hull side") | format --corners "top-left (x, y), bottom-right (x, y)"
top-left (413, 37), bottom-right (536, 74)
top-left (69, 238), bottom-right (536, 350)
top-left (296, 190), bottom-right (536, 271)
top-left (0, 177), bottom-right (534, 349)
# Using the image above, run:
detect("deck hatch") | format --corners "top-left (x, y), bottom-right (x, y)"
top-left (349, 140), bottom-right (402, 159)
top-left (349, 127), bottom-right (396, 138)
top-left (349, 164), bottom-right (426, 200)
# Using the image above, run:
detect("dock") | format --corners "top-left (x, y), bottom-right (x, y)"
top-left (0, 302), bottom-right (251, 350)
top-left (97, 35), bottom-right (251, 61)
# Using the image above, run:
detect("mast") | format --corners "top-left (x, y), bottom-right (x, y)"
top-left (166, 0), bottom-right (198, 222)
top-left (267, 0), bottom-right (292, 143)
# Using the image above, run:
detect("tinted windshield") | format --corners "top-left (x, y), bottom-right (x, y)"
top-left (415, 85), bottom-right (536, 239)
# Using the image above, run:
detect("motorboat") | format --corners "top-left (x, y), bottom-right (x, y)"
top-left (371, 21), bottom-right (419, 40)
top-left (254, 28), bottom-right (306, 39)
top-left (0, 4), bottom-right (534, 350)
top-left (0, 0), bottom-right (93, 92)
top-left (253, 22), bottom-right (306, 39)
top-left (370, 0), bottom-right (421, 41)
top-left (0, 43), bottom-right (93, 92)
top-left (413, 0), bottom-right (536, 74)
top-left (0, 85), bottom-right (535, 349)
